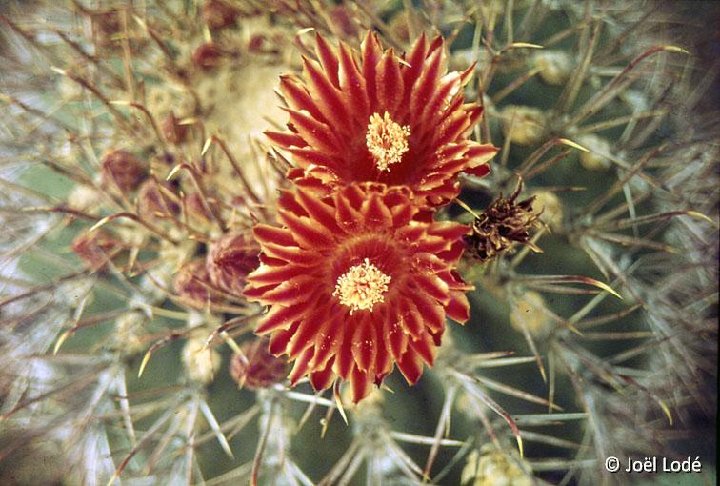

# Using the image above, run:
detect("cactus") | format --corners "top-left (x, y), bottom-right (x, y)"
top-left (1, 1), bottom-right (717, 484)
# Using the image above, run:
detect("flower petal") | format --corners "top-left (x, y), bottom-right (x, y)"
top-left (396, 351), bottom-right (424, 384)
top-left (350, 365), bottom-right (373, 403)
top-left (309, 360), bottom-right (336, 391)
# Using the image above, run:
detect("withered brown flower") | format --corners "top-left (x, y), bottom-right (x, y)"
top-left (464, 186), bottom-right (541, 262)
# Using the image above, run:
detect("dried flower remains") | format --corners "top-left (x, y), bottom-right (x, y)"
top-left (464, 184), bottom-right (541, 263)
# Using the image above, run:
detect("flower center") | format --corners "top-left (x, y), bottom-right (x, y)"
top-left (333, 258), bottom-right (391, 314)
top-left (366, 111), bottom-right (410, 172)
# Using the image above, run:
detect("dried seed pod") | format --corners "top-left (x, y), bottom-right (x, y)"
top-left (173, 259), bottom-right (222, 308)
top-left (101, 150), bottom-right (147, 192)
top-left (192, 42), bottom-right (224, 71)
top-left (71, 230), bottom-right (121, 271)
top-left (229, 338), bottom-right (287, 390)
top-left (202, 0), bottom-right (240, 30)
top-left (206, 232), bottom-right (260, 296)
top-left (464, 185), bottom-right (540, 263)
top-left (161, 111), bottom-right (189, 145)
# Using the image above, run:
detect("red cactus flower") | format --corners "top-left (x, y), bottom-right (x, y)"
top-left (266, 32), bottom-right (497, 207)
top-left (244, 183), bottom-right (472, 402)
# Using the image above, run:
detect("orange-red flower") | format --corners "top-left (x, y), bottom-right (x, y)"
top-left (244, 183), bottom-right (472, 402)
top-left (266, 32), bottom-right (497, 207)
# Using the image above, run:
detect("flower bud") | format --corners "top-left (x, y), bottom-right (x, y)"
top-left (184, 192), bottom-right (217, 228)
top-left (136, 179), bottom-right (180, 221)
top-left (161, 111), bottom-right (189, 145)
top-left (329, 5), bottom-right (360, 39)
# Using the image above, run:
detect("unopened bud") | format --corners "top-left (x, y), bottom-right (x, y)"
top-left (173, 259), bottom-right (222, 308)
top-left (71, 230), bottom-right (121, 271)
top-left (161, 112), bottom-right (189, 145)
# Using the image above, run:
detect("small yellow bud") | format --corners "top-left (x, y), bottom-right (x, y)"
top-left (183, 334), bottom-right (222, 384)
top-left (530, 191), bottom-right (563, 231)
top-left (578, 133), bottom-right (613, 171)
top-left (501, 106), bottom-right (547, 146)
top-left (533, 51), bottom-right (573, 86)
top-left (510, 291), bottom-right (554, 336)
top-left (462, 447), bottom-right (533, 486)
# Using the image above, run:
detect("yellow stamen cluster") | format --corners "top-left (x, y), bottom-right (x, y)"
top-left (333, 258), bottom-right (391, 314)
top-left (366, 111), bottom-right (411, 172)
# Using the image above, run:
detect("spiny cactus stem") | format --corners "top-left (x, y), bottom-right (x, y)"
top-left (53, 68), bottom-right (134, 133)
top-left (210, 135), bottom-right (264, 205)
top-left (126, 102), bottom-right (169, 150)
top-left (166, 162), bottom-right (228, 231)
top-left (54, 29), bottom-right (126, 87)
top-left (583, 144), bottom-right (667, 216)
top-left (422, 384), bottom-right (458, 478)
top-left (1, 94), bottom-right (76, 132)
top-left (89, 212), bottom-right (179, 244)
top-left (251, 394), bottom-right (279, 486)
top-left (567, 46), bottom-right (690, 128)
top-left (492, 67), bottom-right (543, 104)
top-left (560, 19), bottom-right (602, 112)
